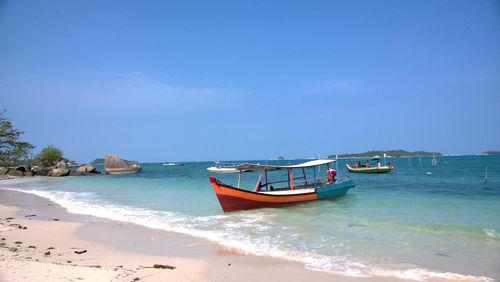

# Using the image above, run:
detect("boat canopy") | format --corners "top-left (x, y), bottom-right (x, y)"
top-left (233, 159), bottom-right (335, 172)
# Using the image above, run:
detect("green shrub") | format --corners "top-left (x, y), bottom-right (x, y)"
top-left (37, 145), bottom-right (63, 166)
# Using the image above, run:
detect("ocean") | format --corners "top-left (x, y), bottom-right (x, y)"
top-left (2, 155), bottom-right (499, 281)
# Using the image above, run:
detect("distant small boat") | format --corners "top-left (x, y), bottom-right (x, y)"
top-left (209, 159), bottom-right (355, 212)
top-left (163, 162), bottom-right (184, 166)
top-left (347, 156), bottom-right (394, 174)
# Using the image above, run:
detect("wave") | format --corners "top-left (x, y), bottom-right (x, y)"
top-left (483, 228), bottom-right (500, 240)
top-left (5, 188), bottom-right (494, 282)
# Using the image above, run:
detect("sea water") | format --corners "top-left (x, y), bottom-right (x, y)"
top-left (2, 155), bottom-right (499, 281)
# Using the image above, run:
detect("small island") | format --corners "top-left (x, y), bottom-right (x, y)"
top-left (329, 150), bottom-right (442, 159)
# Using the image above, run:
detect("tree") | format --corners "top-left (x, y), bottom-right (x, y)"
top-left (0, 110), bottom-right (35, 164)
top-left (37, 145), bottom-right (64, 166)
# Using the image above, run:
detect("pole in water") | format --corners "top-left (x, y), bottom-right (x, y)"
top-left (485, 166), bottom-right (488, 183)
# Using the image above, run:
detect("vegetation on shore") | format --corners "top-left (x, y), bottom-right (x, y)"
top-left (37, 145), bottom-right (64, 166)
top-left (329, 150), bottom-right (442, 159)
top-left (0, 110), bottom-right (35, 166)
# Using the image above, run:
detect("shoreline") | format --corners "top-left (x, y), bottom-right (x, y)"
top-left (0, 186), bottom-right (386, 281)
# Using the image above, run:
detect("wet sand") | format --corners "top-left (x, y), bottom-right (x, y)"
top-left (0, 187), bottom-right (394, 281)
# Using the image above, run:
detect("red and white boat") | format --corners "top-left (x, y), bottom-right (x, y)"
top-left (208, 159), bottom-right (355, 212)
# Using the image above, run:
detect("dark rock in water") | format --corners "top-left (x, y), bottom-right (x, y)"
top-left (28, 245), bottom-right (36, 249)
top-left (14, 241), bottom-right (22, 244)
top-left (70, 170), bottom-right (101, 176)
top-left (435, 252), bottom-right (451, 258)
top-left (9, 247), bottom-right (18, 252)
top-left (74, 250), bottom-right (87, 254)
top-left (25, 214), bottom-right (36, 218)
top-left (52, 218), bottom-right (60, 221)
top-left (44, 251), bottom-right (51, 256)
top-left (104, 155), bottom-right (141, 175)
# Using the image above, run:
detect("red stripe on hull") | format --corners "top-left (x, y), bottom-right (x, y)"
top-left (215, 194), bottom-right (314, 212)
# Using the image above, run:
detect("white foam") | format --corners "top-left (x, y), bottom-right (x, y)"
top-left (483, 228), bottom-right (499, 239)
top-left (0, 177), bottom-right (41, 186)
top-left (6, 188), bottom-right (495, 282)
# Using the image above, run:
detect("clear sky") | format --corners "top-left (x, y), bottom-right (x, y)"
top-left (1, 0), bottom-right (499, 162)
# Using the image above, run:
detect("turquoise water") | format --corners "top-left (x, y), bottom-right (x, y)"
top-left (2, 155), bottom-right (499, 281)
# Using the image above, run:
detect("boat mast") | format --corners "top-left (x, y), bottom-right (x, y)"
top-left (485, 166), bottom-right (488, 184)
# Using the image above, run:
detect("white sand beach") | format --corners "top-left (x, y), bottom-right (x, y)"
top-left (0, 187), bottom-right (392, 281)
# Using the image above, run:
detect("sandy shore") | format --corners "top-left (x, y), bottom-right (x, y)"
top-left (0, 185), bottom-right (394, 281)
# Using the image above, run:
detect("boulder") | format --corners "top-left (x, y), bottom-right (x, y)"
top-left (76, 164), bottom-right (96, 173)
top-left (14, 165), bottom-right (29, 173)
top-left (104, 155), bottom-right (141, 175)
top-left (56, 160), bottom-right (68, 170)
top-left (33, 166), bottom-right (52, 176)
top-left (0, 167), bottom-right (9, 175)
top-left (7, 169), bottom-right (24, 177)
top-left (50, 161), bottom-right (70, 177)
top-left (50, 168), bottom-right (69, 177)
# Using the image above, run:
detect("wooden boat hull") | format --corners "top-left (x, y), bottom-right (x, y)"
top-left (209, 177), bottom-right (355, 212)
top-left (346, 164), bottom-right (394, 173)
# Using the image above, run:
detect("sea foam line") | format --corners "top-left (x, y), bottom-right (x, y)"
top-left (5, 188), bottom-right (494, 282)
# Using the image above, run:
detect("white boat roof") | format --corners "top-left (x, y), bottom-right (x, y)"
top-left (234, 159), bottom-right (335, 171)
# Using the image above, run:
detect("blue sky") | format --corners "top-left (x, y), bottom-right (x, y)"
top-left (1, 0), bottom-right (499, 162)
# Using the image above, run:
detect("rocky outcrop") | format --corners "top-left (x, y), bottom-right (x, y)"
top-left (104, 155), bottom-right (141, 175)
top-left (0, 166), bottom-right (33, 178)
top-left (70, 164), bottom-right (100, 176)
top-left (76, 164), bottom-right (96, 173)
top-left (6, 168), bottom-right (24, 177)
top-left (50, 160), bottom-right (70, 177)
top-left (0, 167), bottom-right (9, 175)
top-left (31, 165), bottom-right (52, 176)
